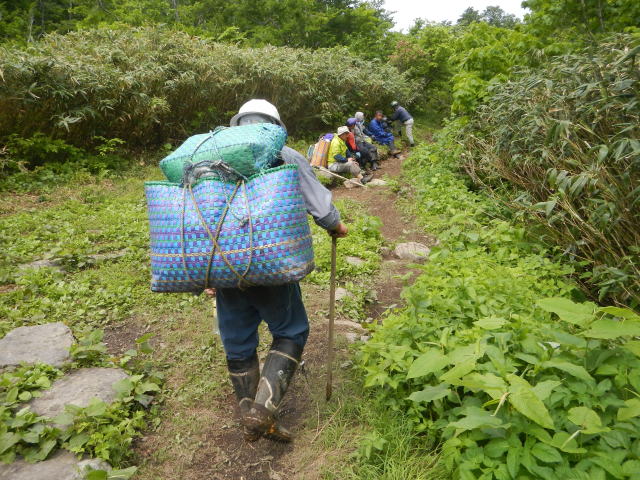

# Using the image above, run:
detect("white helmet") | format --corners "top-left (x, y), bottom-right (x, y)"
top-left (391, 101), bottom-right (399, 107)
top-left (230, 99), bottom-right (286, 130)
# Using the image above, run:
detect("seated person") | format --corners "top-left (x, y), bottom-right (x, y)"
top-left (349, 116), bottom-right (379, 171)
top-left (368, 111), bottom-right (399, 155)
top-left (328, 126), bottom-right (363, 181)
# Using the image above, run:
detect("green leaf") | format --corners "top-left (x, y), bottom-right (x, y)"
top-left (439, 359), bottom-right (476, 384)
top-left (507, 374), bottom-right (554, 429)
top-left (448, 406), bottom-right (505, 432)
top-left (108, 467), bottom-right (138, 480)
top-left (582, 319), bottom-right (640, 339)
top-left (506, 446), bottom-right (521, 477)
top-left (474, 316), bottom-right (508, 330)
top-left (551, 432), bottom-right (586, 454)
top-left (84, 399), bottom-right (107, 417)
top-left (53, 411), bottom-right (75, 426)
top-left (18, 391), bottom-right (32, 401)
top-left (68, 432), bottom-right (90, 449)
top-left (532, 380), bottom-right (561, 401)
top-left (86, 470), bottom-right (109, 480)
top-left (458, 372), bottom-right (507, 400)
top-left (484, 439), bottom-right (509, 458)
top-left (406, 350), bottom-right (449, 379)
top-left (624, 340), bottom-right (640, 358)
top-left (567, 406), bottom-right (609, 434)
top-left (541, 359), bottom-right (594, 382)
top-left (407, 383), bottom-right (451, 403)
top-left (536, 297), bottom-right (595, 326)
top-left (112, 378), bottom-right (134, 397)
top-left (617, 398), bottom-right (640, 421)
top-left (5, 387), bottom-right (18, 404)
top-left (599, 306), bottom-right (640, 321)
top-left (531, 442), bottom-right (562, 463)
top-left (0, 432), bottom-right (20, 454)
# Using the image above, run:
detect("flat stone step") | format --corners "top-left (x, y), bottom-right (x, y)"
top-left (0, 450), bottom-right (109, 480)
top-left (0, 323), bottom-right (74, 368)
top-left (28, 367), bottom-right (129, 420)
top-left (394, 242), bottom-right (431, 262)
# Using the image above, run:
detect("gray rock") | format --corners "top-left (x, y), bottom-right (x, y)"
top-left (18, 258), bottom-right (65, 273)
top-left (367, 178), bottom-right (387, 186)
top-left (344, 332), bottom-right (358, 343)
top-left (335, 287), bottom-right (349, 302)
top-left (394, 242), bottom-right (431, 262)
top-left (88, 250), bottom-right (127, 262)
top-left (334, 320), bottom-right (365, 331)
top-left (28, 368), bottom-right (129, 419)
top-left (360, 335), bottom-right (371, 342)
top-left (0, 323), bottom-right (74, 368)
top-left (345, 256), bottom-right (366, 267)
top-left (0, 450), bottom-right (110, 480)
top-left (340, 361), bottom-right (353, 369)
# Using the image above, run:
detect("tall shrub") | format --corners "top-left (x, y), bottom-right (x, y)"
top-left (0, 27), bottom-right (417, 146)
top-left (461, 34), bottom-right (640, 306)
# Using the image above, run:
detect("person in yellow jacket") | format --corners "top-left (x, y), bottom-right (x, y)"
top-left (328, 126), bottom-right (363, 181)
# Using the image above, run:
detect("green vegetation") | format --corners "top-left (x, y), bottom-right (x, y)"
top-left (0, 27), bottom-right (414, 146)
top-left (358, 136), bottom-right (640, 479)
top-left (461, 35), bottom-right (640, 306)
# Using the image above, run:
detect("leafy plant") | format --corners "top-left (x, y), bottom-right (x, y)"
top-left (358, 142), bottom-right (640, 479)
top-left (461, 34), bottom-right (640, 306)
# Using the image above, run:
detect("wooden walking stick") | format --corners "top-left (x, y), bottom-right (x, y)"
top-left (325, 235), bottom-right (338, 401)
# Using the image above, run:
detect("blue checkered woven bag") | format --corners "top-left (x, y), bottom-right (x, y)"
top-left (159, 124), bottom-right (287, 183)
top-left (145, 165), bottom-right (314, 292)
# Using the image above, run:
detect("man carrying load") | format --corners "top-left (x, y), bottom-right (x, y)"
top-left (217, 99), bottom-right (348, 443)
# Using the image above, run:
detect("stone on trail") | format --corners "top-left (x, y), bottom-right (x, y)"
top-left (344, 332), bottom-right (358, 343)
top-left (367, 178), bottom-right (387, 186)
top-left (345, 256), bottom-right (366, 267)
top-left (335, 287), bottom-right (349, 302)
top-left (0, 323), bottom-right (74, 368)
top-left (394, 242), bottom-right (431, 262)
top-left (28, 367), bottom-right (129, 420)
top-left (18, 258), bottom-right (65, 273)
top-left (0, 450), bottom-right (110, 480)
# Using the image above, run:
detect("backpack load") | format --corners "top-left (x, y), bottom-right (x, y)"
top-left (159, 123), bottom-right (287, 183)
top-left (308, 134), bottom-right (333, 168)
top-left (145, 164), bottom-right (314, 292)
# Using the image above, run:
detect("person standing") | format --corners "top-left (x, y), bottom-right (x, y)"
top-left (389, 101), bottom-right (415, 147)
top-left (217, 99), bottom-right (348, 443)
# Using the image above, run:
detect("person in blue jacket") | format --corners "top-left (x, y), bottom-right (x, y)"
top-left (368, 110), bottom-right (400, 155)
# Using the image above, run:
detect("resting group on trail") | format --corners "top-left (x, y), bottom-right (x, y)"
top-left (314, 102), bottom-right (414, 186)
top-left (148, 98), bottom-right (414, 443)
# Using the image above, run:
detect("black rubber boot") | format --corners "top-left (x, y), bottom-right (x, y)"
top-left (227, 354), bottom-right (261, 441)
top-left (244, 338), bottom-right (302, 443)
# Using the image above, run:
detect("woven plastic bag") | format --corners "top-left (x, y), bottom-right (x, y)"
top-left (145, 165), bottom-right (314, 292)
top-left (310, 137), bottom-right (331, 168)
top-left (160, 124), bottom-right (287, 182)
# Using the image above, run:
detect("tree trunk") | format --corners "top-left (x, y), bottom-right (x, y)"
top-left (170, 0), bottom-right (180, 22)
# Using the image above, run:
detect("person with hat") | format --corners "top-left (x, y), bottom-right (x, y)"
top-left (347, 117), bottom-right (379, 171)
top-left (217, 99), bottom-right (348, 443)
top-left (389, 101), bottom-right (415, 147)
top-left (327, 125), bottom-right (364, 181)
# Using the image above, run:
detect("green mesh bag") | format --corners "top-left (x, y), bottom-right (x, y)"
top-left (160, 124), bottom-right (287, 183)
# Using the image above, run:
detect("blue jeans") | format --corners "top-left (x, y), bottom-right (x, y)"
top-left (216, 283), bottom-right (310, 360)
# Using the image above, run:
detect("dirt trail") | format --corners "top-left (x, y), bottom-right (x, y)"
top-left (123, 150), bottom-right (434, 480)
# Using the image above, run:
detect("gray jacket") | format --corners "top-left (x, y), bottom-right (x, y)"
top-left (280, 146), bottom-right (340, 231)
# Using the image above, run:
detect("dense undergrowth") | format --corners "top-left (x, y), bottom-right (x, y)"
top-left (0, 26), bottom-right (415, 147)
top-left (357, 133), bottom-right (640, 479)
top-left (460, 34), bottom-right (640, 307)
